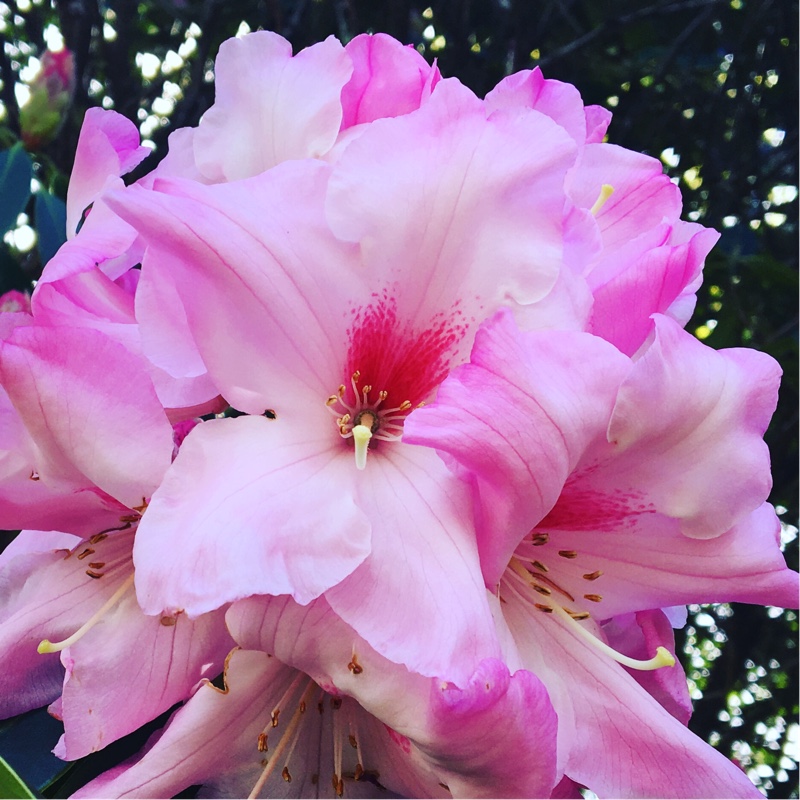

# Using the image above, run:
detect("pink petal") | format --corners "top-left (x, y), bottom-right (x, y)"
top-left (484, 66), bottom-right (589, 147)
top-left (133, 416), bottom-right (371, 616)
top-left (56, 596), bottom-right (232, 759)
top-left (107, 162), bottom-right (366, 415)
top-left (193, 32), bottom-right (352, 181)
top-left (504, 596), bottom-right (764, 798)
top-left (324, 443), bottom-right (500, 684)
top-left (228, 595), bottom-right (557, 797)
top-left (602, 610), bottom-right (692, 725)
top-left (66, 109), bottom-right (149, 237)
top-left (73, 648), bottom-right (445, 799)
top-left (589, 223), bottom-right (719, 356)
top-left (326, 78), bottom-right (578, 334)
top-left (605, 315), bottom-right (778, 537)
top-left (532, 502), bottom-right (798, 616)
top-left (0, 325), bottom-right (174, 509)
top-left (429, 659), bottom-right (559, 798)
top-left (0, 529), bottom-right (135, 718)
top-left (341, 33), bottom-right (440, 128)
top-left (404, 309), bottom-right (630, 587)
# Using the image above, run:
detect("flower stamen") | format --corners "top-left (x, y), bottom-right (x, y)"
top-left (590, 183), bottom-right (615, 215)
top-left (37, 573), bottom-right (135, 653)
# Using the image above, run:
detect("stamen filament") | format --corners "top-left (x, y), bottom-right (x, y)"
top-left (248, 681), bottom-right (316, 800)
top-left (38, 573), bottom-right (135, 653)
top-left (506, 559), bottom-right (675, 672)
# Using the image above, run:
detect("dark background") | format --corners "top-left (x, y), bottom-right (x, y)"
top-left (0, 0), bottom-right (797, 796)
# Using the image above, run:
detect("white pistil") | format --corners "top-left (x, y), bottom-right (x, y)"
top-left (590, 183), bottom-right (615, 215)
top-left (506, 559), bottom-right (675, 672)
top-left (37, 573), bottom-right (135, 653)
top-left (352, 424), bottom-right (373, 470)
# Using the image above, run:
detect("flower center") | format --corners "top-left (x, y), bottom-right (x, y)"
top-left (248, 677), bottom-right (378, 799)
top-left (326, 371), bottom-right (418, 470)
top-left (502, 533), bottom-right (675, 672)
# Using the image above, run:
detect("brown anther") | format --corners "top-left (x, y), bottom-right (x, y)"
top-left (119, 514), bottom-right (141, 523)
top-left (362, 384), bottom-right (372, 395)
top-left (87, 561), bottom-right (105, 569)
top-left (531, 532), bottom-right (549, 546)
top-left (352, 370), bottom-right (361, 382)
top-left (88, 532), bottom-right (108, 545)
top-left (332, 774), bottom-right (339, 791)
top-left (584, 593), bottom-right (603, 603)
top-left (349, 734), bottom-right (357, 749)
top-left (568, 610), bottom-right (591, 621)
top-left (348, 654), bottom-right (363, 675)
top-left (339, 413), bottom-right (351, 425)
top-left (354, 764), bottom-right (364, 781)
top-left (339, 426), bottom-right (349, 436)
top-left (336, 778), bottom-right (344, 797)
top-left (378, 390), bottom-right (388, 401)
top-left (76, 548), bottom-right (95, 560)
top-left (160, 615), bottom-right (177, 626)
top-left (416, 401), bottom-right (426, 408)
top-left (271, 710), bottom-right (280, 727)
top-left (558, 550), bottom-right (579, 559)
top-left (532, 560), bottom-right (549, 573)
top-left (532, 584), bottom-right (552, 596)
top-left (257, 733), bottom-right (268, 752)
top-left (338, 385), bottom-right (346, 398)
top-left (331, 697), bottom-right (343, 710)
top-left (534, 603), bottom-right (554, 613)
top-left (85, 570), bottom-right (103, 579)
top-left (327, 395), bottom-right (339, 406)
top-left (398, 400), bottom-right (412, 411)
top-left (299, 700), bottom-right (306, 713)
top-left (282, 766), bottom-right (291, 783)
top-left (583, 570), bottom-right (603, 581)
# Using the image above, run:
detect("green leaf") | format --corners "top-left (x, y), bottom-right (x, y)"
top-left (34, 191), bottom-right (67, 264)
top-left (0, 144), bottom-right (33, 236)
top-left (0, 756), bottom-right (36, 799)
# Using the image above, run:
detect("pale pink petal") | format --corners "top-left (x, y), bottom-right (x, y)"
top-left (326, 78), bottom-right (578, 336)
top-left (55, 596), bottom-right (233, 759)
top-left (428, 659), bottom-right (559, 798)
top-left (133, 416), bottom-right (371, 616)
top-left (0, 325), bottom-right (174, 509)
top-left (484, 66), bottom-right (588, 146)
top-left (35, 194), bottom-right (138, 286)
top-left (504, 595), bottom-right (764, 798)
top-left (568, 143), bottom-right (682, 254)
top-left (73, 649), bottom-right (445, 799)
top-left (66, 108), bottom-right (149, 237)
top-left (404, 310), bottom-right (630, 587)
top-left (107, 162), bottom-right (367, 415)
top-left (602, 610), bottom-right (692, 725)
top-left (325, 443), bottom-right (500, 684)
top-left (531, 502), bottom-right (798, 616)
top-left (341, 33), bottom-right (440, 128)
top-left (584, 104), bottom-right (612, 142)
top-left (605, 315), bottom-right (778, 537)
top-left (0, 529), bottom-right (134, 718)
top-left (228, 595), bottom-right (557, 798)
top-left (589, 223), bottom-right (719, 356)
top-left (193, 32), bottom-right (352, 181)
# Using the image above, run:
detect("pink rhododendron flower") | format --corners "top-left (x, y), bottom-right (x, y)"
top-left (404, 309), bottom-right (798, 797)
top-left (105, 77), bottom-right (582, 685)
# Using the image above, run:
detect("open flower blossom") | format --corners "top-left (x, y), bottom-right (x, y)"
top-left (404, 309), bottom-right (798, 797)
top-left (0, 25), bottom-right (795, 800)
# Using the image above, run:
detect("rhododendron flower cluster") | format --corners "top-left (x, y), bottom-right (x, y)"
top-left (0, 29), bottom-right (796, 800)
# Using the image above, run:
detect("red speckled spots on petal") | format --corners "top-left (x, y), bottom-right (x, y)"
top-left (539, 481), bottom-right (656, 532)
top-left (344, 288), bottom-right (468, 407)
